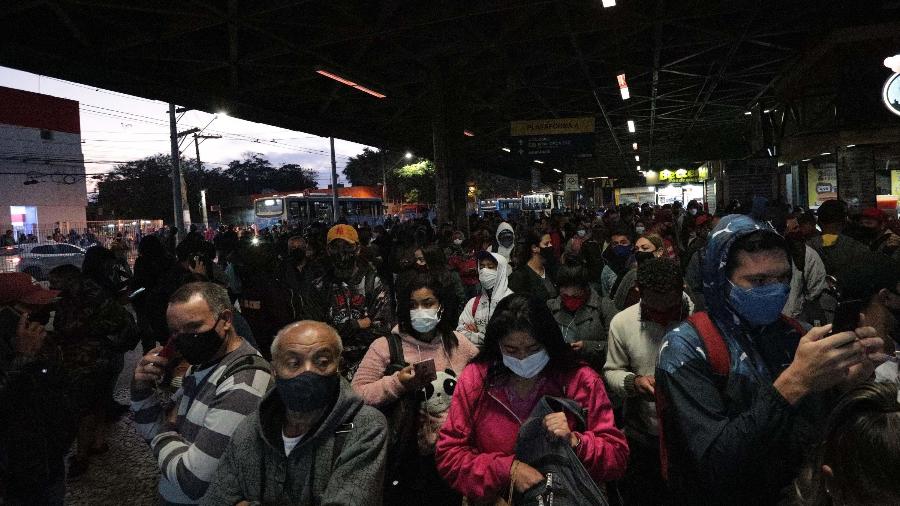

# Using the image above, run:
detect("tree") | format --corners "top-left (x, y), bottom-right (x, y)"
top-left (96, 153), bottom-right (318, 222)
top-left (393, 160), bottom-right (436, 203)
top-left (96, 154), bottom-right (179, 220)
top-left (343, 147), bottom-right (392, 187)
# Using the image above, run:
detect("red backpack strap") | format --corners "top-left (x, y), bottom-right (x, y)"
top-left (779, 314), bottom-right (805, 336)
top-left (657, 311), bottom-right (730, 482)
top-left (687, 312), bottom-right (730, 377)
top-left (471, 294), bottom-right (482, 318)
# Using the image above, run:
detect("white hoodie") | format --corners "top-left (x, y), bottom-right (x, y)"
top-left (492, 222), bottom-right (516, 261)
top-left (456, 251), bottom-right (514, 346)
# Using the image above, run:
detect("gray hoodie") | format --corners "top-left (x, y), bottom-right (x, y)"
top-left (200, 378), bottom-right (388, 506)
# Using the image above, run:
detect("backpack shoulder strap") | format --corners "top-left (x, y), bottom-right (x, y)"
top-left (383, 333), bottom-right (407, 375)
top-left (471, 294), bottom-right (482, 318)
top-left (544, 396), bottom-right (588, 432)
top-left (216, 354), bottom-right (272, 387)
top-left (687, 312), bottom-right (730, 377)
top-left (779, 314), bottom-right (805, 335)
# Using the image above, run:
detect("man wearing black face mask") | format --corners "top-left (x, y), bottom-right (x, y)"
top-left (202, 321), bottom-right (387, 506)
top-left (131, 282), bottom-right (273, 505)
top-left (306, 225), bottom-right (391, 378)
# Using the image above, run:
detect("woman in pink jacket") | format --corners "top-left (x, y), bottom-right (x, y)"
top-left (435, 294), bottom-right (629, 503)
top-left (352, 271), bottom-right (478, 505)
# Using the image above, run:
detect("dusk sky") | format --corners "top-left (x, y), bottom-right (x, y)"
top-left (0, 65), bottom-right (374, 194)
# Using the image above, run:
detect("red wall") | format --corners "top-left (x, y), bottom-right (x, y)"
top-left (0, 85), bottom-right (80, 134)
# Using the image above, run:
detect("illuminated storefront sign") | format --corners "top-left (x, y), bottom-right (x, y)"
top-left (657, 167), bottom-right (709, 183)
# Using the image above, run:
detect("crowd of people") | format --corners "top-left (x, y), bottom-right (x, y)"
top-left (3, 196), bottom-right (900, 505)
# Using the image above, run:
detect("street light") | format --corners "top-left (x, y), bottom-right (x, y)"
top-left (405, 152), bottom-right (413, 160)
top-left (627, 120), bottom-right (636, 133)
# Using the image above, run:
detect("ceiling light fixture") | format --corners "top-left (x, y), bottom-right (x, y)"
top-left (632, 142), bottom-right (638, 150)
top-left (315, 69), bottom-right (386, 98)
top-left (846, 144), bottom-right (856, 148)
top-left (501, 147), bottom-right (511, 152)
top-left (534, 160), bottom-right (545, 164)
top-left (636, 165), bottom-right (642, 171)
top-left (601, 0), bottom-right (616, 7)
top-left (552, 168), bottom-right (562, 173)
top-left (635, 155), bottom-right (640, 161)
top-left (820, 152), bottom-right (831, 156)
top-left (802, 158), bottom-right (811, 162)
top-left (463, 130), bottom-right (475, 137)
top-left (617, 73), bottom-right (630, 100)
top-left (744, 111), bottom-right (752, 116)
top-left (627, 120), bottom-right (636, 133)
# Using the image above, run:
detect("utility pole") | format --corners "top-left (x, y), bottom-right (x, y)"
top-left (193, 132), bottom-right (221, 231)
top-left (168, 103), bottom-right (185, 240)
top-left (200, 190), bottom-right (209, 231)
top-left (330, 136), bottom-right (339, 224)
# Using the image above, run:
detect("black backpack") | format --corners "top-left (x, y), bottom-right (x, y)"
top-left (514, 396), bottom-right (609, 506)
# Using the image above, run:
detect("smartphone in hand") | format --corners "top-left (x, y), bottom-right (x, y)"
top-left (158, 336), bottom-right (177, 359)
top-left (413, 358), bottom-right (437, 383)
top-left (832, 299), bottom-right (864, 335)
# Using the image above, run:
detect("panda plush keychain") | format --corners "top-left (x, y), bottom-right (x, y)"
top-left (417, 369), bottom-right (458, 455)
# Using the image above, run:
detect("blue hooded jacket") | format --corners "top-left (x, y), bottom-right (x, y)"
top-left (655, 215), bottom-right (830, 505)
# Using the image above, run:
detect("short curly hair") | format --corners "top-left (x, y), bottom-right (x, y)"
top-left (636, 258), bottom-right (682, 293)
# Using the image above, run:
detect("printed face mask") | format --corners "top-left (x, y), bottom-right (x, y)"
top-left (502, 349), bottom-right (550, 379)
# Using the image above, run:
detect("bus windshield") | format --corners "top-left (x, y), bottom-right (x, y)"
top-left (255, 198), bottom-right (284, 216)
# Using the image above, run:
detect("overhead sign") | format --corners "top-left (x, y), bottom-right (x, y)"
top-left (514, 135), bottom-right (594, 159)
top-left (658, 167), bottom-right (709, 184)
top-left (510, 117), bottom-right (595, 160)
top-left (884, 73), bottom-right (900, 117)
top-left (511, 117), bottom-right (595, 136)
top-left (564, 174), bottom-right (580, 192)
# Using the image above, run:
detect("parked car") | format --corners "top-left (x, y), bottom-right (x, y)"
top-left (0, 246), bottom-right (21, 274)
top-left (0, 243), bottom-right (86, 280)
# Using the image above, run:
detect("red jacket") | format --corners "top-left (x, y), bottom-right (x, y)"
top-left (435, 361), bottom-right (628, 502)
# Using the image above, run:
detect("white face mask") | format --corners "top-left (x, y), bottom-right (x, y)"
top-left (479, 268), bottom-right (498, 290)
top-left (502, 349), bottom-right (550, 379)
top-left (410, 307), bottom-right (441, 334)
top-left (453, 239), bottom-right (463, 246)
top-left (689, 208), bottom-right (698, 216)
top-left (635, 226), bottom-right (646, 235)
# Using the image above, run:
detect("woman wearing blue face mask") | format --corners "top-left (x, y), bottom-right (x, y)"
top-left (435, 294), bottom-right (628, 504)
top-left (352, 271), bottom-right (478, 506)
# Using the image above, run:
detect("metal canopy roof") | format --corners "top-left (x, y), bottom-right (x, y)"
top-left (1, 0), bottom-right (897, 181)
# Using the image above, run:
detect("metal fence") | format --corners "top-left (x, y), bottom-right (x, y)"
top-left (0, 220), bottom-right (166, 278)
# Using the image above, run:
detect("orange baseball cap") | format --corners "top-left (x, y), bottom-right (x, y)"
top-left (327, 224), bottom-right (359, 245)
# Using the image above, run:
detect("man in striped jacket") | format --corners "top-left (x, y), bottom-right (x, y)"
top-left (131, 282), bottom-right (273, 505)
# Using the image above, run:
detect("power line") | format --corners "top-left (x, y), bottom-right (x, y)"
top-left (77, 103), bottom-right (358, 159)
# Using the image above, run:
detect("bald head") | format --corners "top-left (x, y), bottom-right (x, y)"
top-left (270, 321), bottom-right (343, 380)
